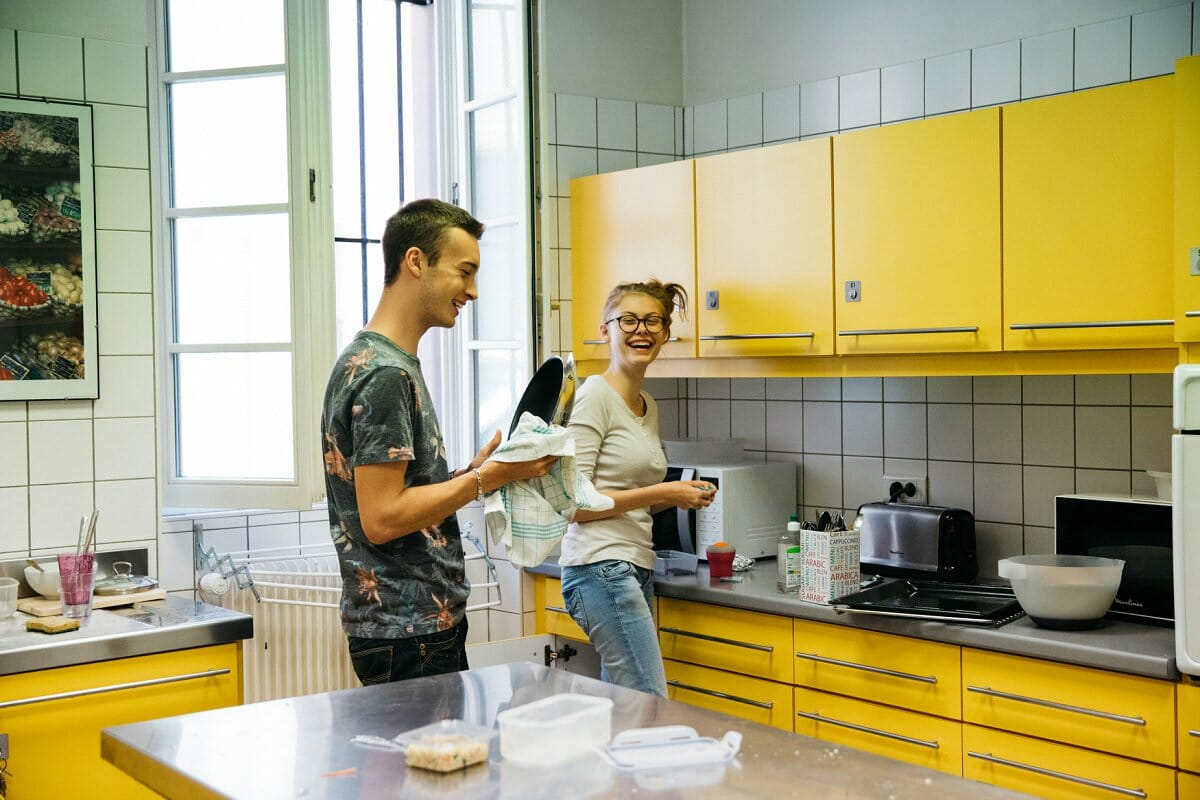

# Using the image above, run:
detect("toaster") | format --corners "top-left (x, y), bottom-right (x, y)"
top-left (856, 502), bottom-right (978, 581)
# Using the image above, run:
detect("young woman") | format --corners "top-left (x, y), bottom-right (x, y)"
top-left (559, 279), bottom-right (717, 696)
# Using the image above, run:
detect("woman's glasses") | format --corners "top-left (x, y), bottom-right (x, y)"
top-left (605, 314), bottom-right (665, 333)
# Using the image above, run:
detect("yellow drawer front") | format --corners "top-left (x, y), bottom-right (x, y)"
top-left (793, 686), bottom-right (962, 776)
top-left (962, 649), bottom-right (1175, 766)
top-left (664, 659), bottom-right (793, 730)
top-left (963, 724), bottom-right (1177, 800)
top-left (1180, 771), bottom-right (1200, 798)
top-left (659, 598), bottom-right (793, 682)
top-left (793, 618), bottom-right (961, 718)
top-left (1179, 680), bottom-right (1200, 773)
top-left (535, 576), bottom-right (589, 642)
top-left (0, 643), bottom-right (241, 799)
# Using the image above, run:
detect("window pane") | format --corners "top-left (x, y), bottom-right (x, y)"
top-left (334, 242), bottom-right (368, 351)
top-left (170, 76), bottom-right (287, 208)
top-left (166, 0), bottom-right (284, 72)
top-left (174, 215), bottom-right (291, 344)
top-left (469, 99), bottom-right (522, 220)
top-left (468, 0), bottom-right (520, 100)
top-left (473, 220), bottom-right (524, 341)
top-left (362, 0), bottom-right (401, 237)
top-left (177, 352), bottom-right (294, 480)
top-left (474, 349), bottom-right (522, 449)
top-left (329, 2), bottom-right (364, 239)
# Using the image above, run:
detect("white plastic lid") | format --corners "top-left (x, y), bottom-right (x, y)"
top-left (787, 521), bottom-right (801, 532)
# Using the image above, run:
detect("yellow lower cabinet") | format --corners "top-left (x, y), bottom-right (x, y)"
top-left (0, 642), bottom-right (242, 799)
top-left (1179, 680), bottom-right (1200, 773)
top-left (663, 658), bottom-right (793, 730)
top-left (1180, 771), bottom-right (1200, 797)
top-left (534, 575), bottom-right (589, 642)
top-left (793, 619), bottom-right (961, 719)
top-left (793, 687), bottom-right (962, 776)
top-left (963, 724), bottom-right (1176, 799)
top-left (962, 649), bottom-right (1176, 766)
top-left (659, 598), bottom-right (793, 682)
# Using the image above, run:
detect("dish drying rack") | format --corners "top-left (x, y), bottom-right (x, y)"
top-left (192, 521), bottom-right (502, 612)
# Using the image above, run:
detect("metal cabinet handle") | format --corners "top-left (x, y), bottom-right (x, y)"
top-left (966, 751), bottom-right (1147, 798)
top-left (837, 326), bottom-right (978, 336)
top-left (795, 652), bottom-right (936, 684)
top-left (966, 685), bottom-right (1145, 726)
top-left (795, 710), bottom-right (939, 749)
top-left (666, 679), bottom-right (773, 709)
top-left (699, 332), bottom-right (814, 341)
top-left (1009, 319), bottom-right (1172, 330)
top-left (0, 668), bottom-right (231, 710)
top-left (582, 337), bottom-right (681, 345)
top-left (1187, 311), bottom-right (1200, 318)
top-left (545, 605), bottom-right (569, 615)
top-left (659, 626), bottom-right (774, 652)
top-left (1190, 729), bottom-right (1200, 738)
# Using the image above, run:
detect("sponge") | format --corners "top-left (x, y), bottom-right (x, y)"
top-left (26, 616), bottom-right (80, 634)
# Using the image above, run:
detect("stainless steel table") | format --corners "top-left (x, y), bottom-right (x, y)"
top-left (102, 662), bottom-right (1030, 799)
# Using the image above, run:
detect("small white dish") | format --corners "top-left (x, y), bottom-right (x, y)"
top-left (24, 563), bottom-right (61, 599)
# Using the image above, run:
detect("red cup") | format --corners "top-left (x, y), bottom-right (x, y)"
top-left (706, 546), bottom-right (735, 579)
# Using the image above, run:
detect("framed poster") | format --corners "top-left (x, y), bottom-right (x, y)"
top-left (0, 98), bottom-right (97, 401)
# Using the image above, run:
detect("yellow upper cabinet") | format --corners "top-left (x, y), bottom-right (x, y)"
top-left (1176, 56), bottom-right (1200, 342)
top-left (1003, 77), bottom-right (1175, 351)
top-left (570, 160), bottom-right (696, 360)
top-left (833, 107), bottom-right (1002, 355)
top-left (695, 139), bottom-right (835, 357)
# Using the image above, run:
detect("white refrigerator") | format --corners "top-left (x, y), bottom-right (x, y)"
top-left (1174, 365), bottom-right (1200, 676)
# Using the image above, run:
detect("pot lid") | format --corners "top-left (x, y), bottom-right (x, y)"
top-left (94, 560), bottom-right (159, 595)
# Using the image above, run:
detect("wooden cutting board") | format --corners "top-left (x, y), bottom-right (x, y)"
top-left (17, 588), bottom-right (167, 617)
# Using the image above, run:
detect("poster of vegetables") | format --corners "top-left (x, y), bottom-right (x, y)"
top-left (0, 98), bottom-right (97, 401)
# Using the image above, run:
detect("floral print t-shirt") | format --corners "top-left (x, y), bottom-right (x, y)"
top-left (321, 331), bottom-right (469, 639)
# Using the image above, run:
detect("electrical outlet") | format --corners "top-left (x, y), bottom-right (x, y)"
top-left (882, 474), bottom-right (927, 504)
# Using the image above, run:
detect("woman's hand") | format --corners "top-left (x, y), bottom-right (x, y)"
top-left (662, 480), bottom-right (717, 510)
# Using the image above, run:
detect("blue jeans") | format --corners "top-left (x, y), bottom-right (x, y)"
top-left (347, 617), bottom-right (469, 685)
top-left (561, 559), bottom-right (667, 697)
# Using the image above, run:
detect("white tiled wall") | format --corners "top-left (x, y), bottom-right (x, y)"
top-left (0, 20), bottom-right (159, 574)
top-left (541, 3), bottom-right (1195, 578)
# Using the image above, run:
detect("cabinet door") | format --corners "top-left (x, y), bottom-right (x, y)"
top-left (658, 597), bottom-right (793, 682)
top-left (695, 139), bottom-right (834, 357)
top-left (1176, 56), bottom-right (1200, 341)
top-left (1004, 77), bottom-right (1175, 350)
top-left (1179, 680), bottom-right (1200, 773)
top-left (833, 108), bottom-right (1002, 354)
top-left (534, 575), bottom-right (589, 642)
top-left (793, 618), bottom-right (962, 719)
top-left (794, 687), bottom-right (962, 776)
top-left (664, 659), bottom-right (793, 730)
top-left (963, 724), bottom-right (1177, 800)
top-left (962, 648), bottom-right (1176, 766)
top-left (1, 643), bottom-right (241, 799)
top-left (569, 161), bottom-right (695, 360)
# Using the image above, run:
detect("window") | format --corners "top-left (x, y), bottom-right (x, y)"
top-left (157, 0), bottom-right (535, 509)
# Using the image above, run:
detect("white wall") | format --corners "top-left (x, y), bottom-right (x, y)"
top-left (0, 2), bottom-right (161, 578)
top-left (682, 0), bottom-right (1186, 104)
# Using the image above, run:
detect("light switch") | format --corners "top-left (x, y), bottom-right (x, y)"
top-left (706, 290), bottom-right (719, 310)
top-left (845, 280), bottom-right (862, 302)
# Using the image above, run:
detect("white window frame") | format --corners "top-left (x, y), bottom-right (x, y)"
top-left (152, 0), bottom-right (335, 510)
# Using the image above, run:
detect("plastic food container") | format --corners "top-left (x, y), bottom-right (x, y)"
top-left (497, 693), bottom-right (613, 764)
top-left (1146, 470), bottom-right (1172, 500)
top-left (998, 554), bottom-right (1124, 630)
top-left (654, 549), bottom-right (698, 576)
top-left (394, 719), bottom-right (496, 772)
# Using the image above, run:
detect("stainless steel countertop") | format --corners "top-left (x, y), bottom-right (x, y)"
top-left (101, 662), bottom-right (1031, 799)
top-left (528, 560), bottom-right (1180, 681)
top-left (0, 595), bottom-right (253, 676)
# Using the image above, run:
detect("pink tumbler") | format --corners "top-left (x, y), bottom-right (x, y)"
top-left (706, 542), bottom-right (736, 579)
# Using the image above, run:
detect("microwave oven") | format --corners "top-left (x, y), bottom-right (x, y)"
top-left (651, 461), bottom-right (796, 559)
top-left (1055, 493), bottom-right (1172, 626)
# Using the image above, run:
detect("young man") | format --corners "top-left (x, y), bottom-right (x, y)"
top-left (321, 198), bottom-right (554, 684)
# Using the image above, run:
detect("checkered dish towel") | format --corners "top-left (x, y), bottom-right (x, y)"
top-left (482, 411), bottom-right (614, 567)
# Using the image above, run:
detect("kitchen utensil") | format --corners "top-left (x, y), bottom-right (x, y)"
top-left (24, 562), bottom-right (61, 598)
top-left (507, 355), bottom-right (576, 436)
top-left (26, 558), bottom-right (44, 572)
top-left (998, 554), bottom-right (1124, 629)
top-left (497, 693), bottom-right (612, 765)
top-left (94, 561), bottom-right (159, 596)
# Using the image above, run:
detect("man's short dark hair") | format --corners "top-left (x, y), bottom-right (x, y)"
top-left (381, 199), bottom-right (485, 286)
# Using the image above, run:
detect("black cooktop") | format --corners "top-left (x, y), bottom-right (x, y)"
top-left (830, 577), bottom-right (1025, 626)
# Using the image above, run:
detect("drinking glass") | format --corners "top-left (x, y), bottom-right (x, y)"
top-left (56, 553), bottom-right (96, 621)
